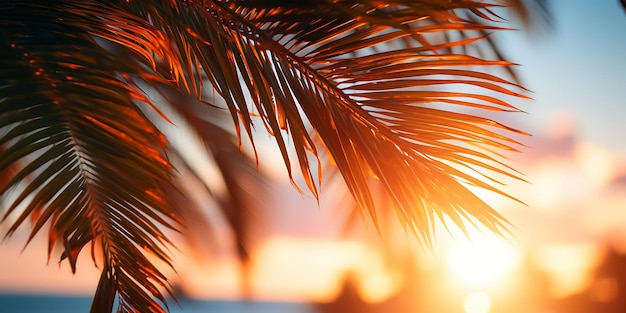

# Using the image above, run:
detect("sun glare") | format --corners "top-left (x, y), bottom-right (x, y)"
top-left (446, 236), bottom-right (521, 287)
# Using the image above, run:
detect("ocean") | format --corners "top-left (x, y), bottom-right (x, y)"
top-left (0, 294), bottom-right (317, 313)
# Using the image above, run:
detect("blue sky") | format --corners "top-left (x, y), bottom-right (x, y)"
top-left (499, 0), bottom-right (626, 152)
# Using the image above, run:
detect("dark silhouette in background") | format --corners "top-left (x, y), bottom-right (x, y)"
top-left (554, 247), bottom-right (626, 313)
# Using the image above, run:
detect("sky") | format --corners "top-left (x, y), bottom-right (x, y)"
top-left (502, 0), bottom-right (626, 152)
top-left (1, 0), bottom-right (626, 309)
top-left (497, 0), bottom-right (626, 242)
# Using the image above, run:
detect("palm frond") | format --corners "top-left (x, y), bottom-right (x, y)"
top-left (505, 0), bottom-right (552, 28)
top-left (132, 0), bottom-right (529, 243)
top-left (0, 2), bottom-right (181, 312)
top-left (158, 87), bottom-right (271, 295)
top-left (1, 1), bottom-right (541, 312)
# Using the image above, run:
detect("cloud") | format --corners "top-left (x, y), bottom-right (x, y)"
top-left (503, 110), bottom-right (626, 246)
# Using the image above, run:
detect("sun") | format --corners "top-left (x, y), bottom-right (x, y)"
top-left (446, 236), bottom-right (521, 287)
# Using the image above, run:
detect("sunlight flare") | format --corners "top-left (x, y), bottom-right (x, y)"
top-left (446, 236), bottom-right (521, 287)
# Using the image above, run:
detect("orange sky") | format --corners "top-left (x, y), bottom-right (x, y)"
top-left (1, 108), bottom-right (626, 304)
top-left (2, 1), bottom-right (626, 308)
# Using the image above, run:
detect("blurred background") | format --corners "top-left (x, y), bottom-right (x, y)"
top-left (1, 1), bottom-right (626, 312)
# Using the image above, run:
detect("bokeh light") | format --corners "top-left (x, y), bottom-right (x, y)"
top-left (446, 236), bottom-right (521, 287)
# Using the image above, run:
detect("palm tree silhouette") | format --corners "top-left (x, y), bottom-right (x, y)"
top-left (1, 1), bottom-right (539, 312)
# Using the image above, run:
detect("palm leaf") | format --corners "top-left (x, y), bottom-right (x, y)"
top-left (157, 86), bottom-right (271, 295)
top-left (130, 0), bottom-right (529, 242)
top-left (1, 1), bottom-right (542, 312)
top-left (0, 2), bottom-right (181, 312)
